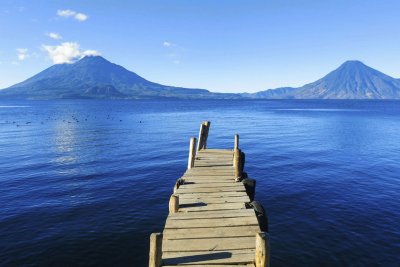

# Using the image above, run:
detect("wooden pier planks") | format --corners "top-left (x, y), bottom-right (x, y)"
top-left (149, 122), bottom-right (269, 267)
top-left (162, 149), bottom-right (260, 266)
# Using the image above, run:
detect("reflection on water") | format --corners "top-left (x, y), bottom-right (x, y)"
top-left (274, 108), bottom-right (359, 112)
top-left (53, 119), bottom-right (78, 164)
top-left (0, 106), bottom-right (30, 108)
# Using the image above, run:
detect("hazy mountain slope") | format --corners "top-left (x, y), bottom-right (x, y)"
top-left (0, 56), bottom-right (212, 99)
top-left (255, 61), bottom-right (400, 99)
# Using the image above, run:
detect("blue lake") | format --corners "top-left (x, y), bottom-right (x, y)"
top-left (0, 99), bottom-right (399, 266)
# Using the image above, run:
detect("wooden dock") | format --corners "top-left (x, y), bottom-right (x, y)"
top-left (149, 121), bottom-right (270, 267)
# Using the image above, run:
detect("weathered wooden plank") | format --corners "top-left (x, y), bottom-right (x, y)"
top-left (195, 158), bottom-right (232, 160)
top-left (168, 209), bottom-right (255, 219)
top-left (165, 216), bottom-right (258, 229)
top-left (194, 163), bottom-right (232, 165)
top-left (182, 175), bottom-right (235, 179)
top-left (195, 159), bottom-right (232, 161)
top-left (179, 202), bottom-right (246, 212)
top-left (178, 182), bottom-right (241, 188)
top-left (186, 168), bottom-right (234, 171)
top-left (163, 225), bottom-right (260, 239)
top-left (185, 168), bottom-right (234, 171)
top-left (163, 236), bottom-right (256, 252)
top-left (182, 178), bottom-right (235, 182)
top-left (162, 250), bottom-right (255, 265)
top-left (194, 164), bottom-right (233, 167)
top-left (183, 174), bottom-right (235, 177)
top-left (163, 265), bottom-right (254, 267)
top-left (185, 169), bottom-right (233, 171)
top-left (184, 181), bottom-right (237, 187)
top-left (198, 149), bottom-right (233, 153)
top-left (187, 165), bottom-right (233, 168)
top-left (177, 186), bottom-right (245, 194)
top-left (183, 175), bottom-right (235, 178)
top-left (176, 192), bottom-right (248, 198)
top-left (179, 196), bottom-right (250, 205)
top-left (195, 161), bottom-right (232, 163)
top-left (185, 171), bottom-right (235, 174)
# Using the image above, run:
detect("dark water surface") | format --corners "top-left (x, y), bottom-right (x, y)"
top-left (0, 100), bottom-right (399, 266)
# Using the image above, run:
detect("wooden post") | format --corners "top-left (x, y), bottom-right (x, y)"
top-left (234, 148), bottom-right (240, 167)
top-left (234, 134), bottom-right (239, 150)
top-left (196, 123), bottom-right (205, 151)
top-left (255, 232), bottom-right (270, 267)
top-left (188, 137), bottom-right (196, 169)
top-left (149, 233), bottom-right (163, 267)
top-left (203, 121), bottom-right (211, 149)
top-left (169, 194), bottom-right (179, 213)
top-left (234, 149), bottom-right (242, 180)
top-left (197, 121), bottom-right (211, 151)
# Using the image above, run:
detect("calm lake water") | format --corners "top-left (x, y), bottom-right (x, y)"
top-left (0, 99), bottom-right (399, 266)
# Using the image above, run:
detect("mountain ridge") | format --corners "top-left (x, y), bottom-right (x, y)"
top-left (0, 56), bottom-right (218, 99)
top-left (254, 60), bottom-right (400, 99)
top-left (1, 57), bottom-right (400, 99)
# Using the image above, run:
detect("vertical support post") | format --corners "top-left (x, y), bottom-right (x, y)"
top-left (234, 134), bottom-right (239, 151)
top-left (197, 121), bottom-right (211, 151)
top-left (149, 233), bottom-right (163, 267)
top-left (196, 123), bottom-right (205, 152)
top-left (203, 121), bottom-right (211, 149)
top-left (234, 148), bottom-right (240, 167)
top-left (255, 232), bottom-right (270, 267)
top-left (188, 137), bottom-right (196, 169)
top-left (234, 148), bottom-right (242, 180)
top-left (169, 194), bottom-right (179, 213)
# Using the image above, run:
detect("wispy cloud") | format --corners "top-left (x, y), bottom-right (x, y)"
top-left (57, 9), bottom-right (88, 22)
top-left (16, 48), bottom-right (29, 61)
top-left (163, 41), bottom-right (181, 64)
top-left (41, 42), bottom-right (100, 64)
top-left (46, 32), bottom-right (62, 40)
top-left (163, 41), bottom-right (173, 47)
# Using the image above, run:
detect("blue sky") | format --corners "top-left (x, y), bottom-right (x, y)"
top-left (1, 0), bottom-right (400, 93)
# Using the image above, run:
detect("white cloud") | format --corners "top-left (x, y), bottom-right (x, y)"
top-left (41, 42), bottom-right (100, 64)
top-left (163, 41), bottom-right (172, 47)
top-left (16, 48), bottom-right (29, 61)
top-left (82, 49), bottom-right (100, 56)
top-left (57, 9), bottom-right (88, 21)
top-left (74, 13), bottom-right (88, 22)
top-left (57, 9), bottom-right (75, 17)
top-left (46, 32), bottom-right (62, 40)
